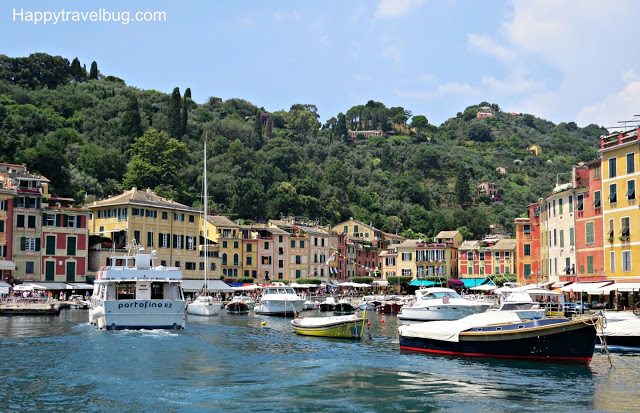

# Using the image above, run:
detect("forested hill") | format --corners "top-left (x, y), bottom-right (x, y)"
top-left (0, 53), bottom-right (608, 239)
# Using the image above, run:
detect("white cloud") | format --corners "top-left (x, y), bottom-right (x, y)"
top-left (381, 46), bottom-right (403, 62)
top-left (577, 81), bottom-right (640, 129)
top-left (467, 33), bottom-right (514, 61)
top-left (622, 69), bottom-right (639, 83)
top-left (393, 82), bottom-right (475, 99)
top-left (480, 72), bottom-right (544, 95)
top-left (272, 11), bottom-right (301, 21)
top-left (375, 0), bottom-right (424, 19)
top-left (353, 74), bottom-right (371, 82)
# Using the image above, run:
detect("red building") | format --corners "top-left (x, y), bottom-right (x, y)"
top-left (515, 203), bottom-right (542, 284)
top-left (574, 161), bottom-right (606, 281)
top-left (0, 188), bottom-right (15, 281)
top-left (41, 202), bottom-right (91, 282)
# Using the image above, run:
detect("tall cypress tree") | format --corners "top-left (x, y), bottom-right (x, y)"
top-left (253, 109), bottom-right (263, 148)
top-left (168, 87), bottom-right (182, 139)
top-left (89, 61), bottom-right (98, 79)
top-left (70, 57), bottom-right (85, 82)
top-left (119, 95), bottom-right (142, 142)
top-left (265, 115), bottom-right (273, 138)
top-left (455, 167), bottom-right (472, 208)
top-left (336, 112), bottom-right (348, 140)
top-left (181, 87), bottom-right (190, 137)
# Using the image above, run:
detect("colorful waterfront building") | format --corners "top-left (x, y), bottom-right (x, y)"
top-left (458, 236), bottom-right (516, 285)
top-left (515, 203), bottom-right (542, 284)
top-left (240, 226), bottom-right (258, 280)
top-left (41, 199), bottom-right (91, 282)
top-left (87, 188), bottom-right (219, 280)
top-left (1, 163), bottom-right (50, 281)
top-left (539, 181), bottom-right (577, 283)
top-left (252, 225), bottom-right (288, 283)
top-left (206, 215), bottom-right (241, 280)
top-left (0, 187), bottom-right (16, 281)
top-left (574, 161), bottom-right (606, 281)
top-left (600, 129), bottom-right (640, 280)
top-left (300, 225), bottom-right (331, 280)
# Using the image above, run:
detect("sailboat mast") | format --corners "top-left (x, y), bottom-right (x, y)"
top-left (203, 134), bottom-right (208, 295)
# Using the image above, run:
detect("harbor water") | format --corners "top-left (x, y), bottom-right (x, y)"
top-left (1, 310), bottom-right (639, 412)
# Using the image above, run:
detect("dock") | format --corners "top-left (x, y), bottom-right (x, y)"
top-left (0, 299), bottom-right (62, 315)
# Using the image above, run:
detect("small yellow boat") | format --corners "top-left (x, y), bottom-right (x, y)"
top-left (291, 311), bottom-right (367, 339)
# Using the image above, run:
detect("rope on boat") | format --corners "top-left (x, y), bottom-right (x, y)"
top-left (579, 312), bottom-right (613, 368)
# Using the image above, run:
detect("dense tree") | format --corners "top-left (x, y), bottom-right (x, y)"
top-left (411, 115), bottom-right (429, 134)
top-left (252, 109), bottom-right (263, 149)
top-left (181, 88), bottom-right (190, 137)
top-left (265, 115), bottom-right (273, 138)
top-left (89, 61), bottom-right (98, 79)
top-left (467, 120), bottom-right (493, 142)
top-left (335, 112), bottom-right (348, 139)
top-left (70, 57), bottom-right (86, 82)
top-left (122, 128), bottom-right (189, 191)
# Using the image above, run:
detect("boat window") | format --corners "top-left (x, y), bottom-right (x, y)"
top-left (518, 325), bottom-right (524, 329)
top-left (496, 327), bottom-right (502, 331)
top-left (285, 288), bottom-right (295, 295)
top-left (151, 282), bottom-right (164, 299)
top-left (117, 282), bottom-right (136, 300)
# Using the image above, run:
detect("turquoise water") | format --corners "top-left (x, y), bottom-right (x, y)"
top-left (1, 310), bottom-right (639, 412)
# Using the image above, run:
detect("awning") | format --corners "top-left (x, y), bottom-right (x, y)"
top-left (373, 280), bottom-right (389, 287)
top-left (526, 288), bottom-right (564, 296)
top-left (35, 282), bottom-right (70, 290)
top-left (459, 278), bottom-right (494, 288)
top-left (181, 279), bottom-right (234, 292)
top-left (560, 281), bottom-right (613, 294)
top-left (590, 282), bottom-right (640, 294)
top-left (67, 283), bottom-right (94, 290)
top-left (537, 281), bottom-right (554, 288)
top-left (409, 279), bottom-right (435, 287)
top-left (0, 260), bottom-right (15, 270)
top-left (551, 281), bottom-right (572, 288)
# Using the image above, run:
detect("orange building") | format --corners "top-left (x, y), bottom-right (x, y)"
top-left (574, 161), bottom-right (606, 281)
top-left (515, 203), bottom-right (542, 284)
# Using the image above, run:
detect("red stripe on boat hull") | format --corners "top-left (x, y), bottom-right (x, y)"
top-left (399, 345), bottom-right (593, 363)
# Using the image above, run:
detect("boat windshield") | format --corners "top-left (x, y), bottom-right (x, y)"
top-left (425, 291), bottom-right (462, 299)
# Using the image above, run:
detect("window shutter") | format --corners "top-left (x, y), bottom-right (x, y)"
top-left (20, 237), bottom-right (26, 251)
top-left (42, 213), bottom-right (47, 226)
top-left (36, 198), bottom-right (40, 209)
top-left (173, 234), bottom-right (177, 248)
top-left (0, 220), bottom-right (3, 233)
top-left (158, 233), bottom-right (162, 247)
top-left (63, 215), bottom-right (69, 227)
top-left (56, 214), bottom-right (61, 227)
top-left (181, 235), bottom-right (185, 249)
top-left (24, 196), bottom-right (30, 207)
top-left (35, 238), bottom-right (41, 251)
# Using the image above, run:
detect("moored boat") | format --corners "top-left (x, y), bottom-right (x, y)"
top-left (254, 283), bottom-right (305, 316)
top-left (187, 295), bottom-right (222, 316)
top-left (291, 311), bottom-right (367, 339)
top-left (398, 312), bottom-right (599, 364)
top-left (319, 296), bottom-right (337, 312)
top-left (398, 287), bottom-right (491, 321)
top-left (598, 316), bottom-right (640, 348)
top-left (226, 299), bottom-right (250, 314)
top-left (333, 300), bottom-right (355, 314)
top-left (89, 247), bottom-right (186, 330)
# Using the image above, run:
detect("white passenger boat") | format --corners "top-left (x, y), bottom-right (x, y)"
top-left (89, 247), bottom-right (186, 330)
top-left (254, 283), bottom-right (305, 316)
top-left (398, 287), bottom-right (492, 321)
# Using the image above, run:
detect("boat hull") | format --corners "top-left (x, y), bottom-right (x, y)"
top-left (187, 302), bottom-right (222, 316)
top-left (96, 300), bottom-right (186, 330)
top-left (292, 315), bottom-right (366, 339)
top-left (399, 304), bottom-right (490, 321)
top-left (399, 317), bottom-right (597, 364)
top-left (255, 299), bottom-right (304, 316)
top-left (226, 302), bottom-right (249, 314)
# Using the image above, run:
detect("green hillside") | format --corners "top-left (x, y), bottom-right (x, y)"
top-left (0, 53), bottom-right (607, 239)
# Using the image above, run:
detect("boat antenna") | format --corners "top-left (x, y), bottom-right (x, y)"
top-left (203, 132), bottom-right (209, 297)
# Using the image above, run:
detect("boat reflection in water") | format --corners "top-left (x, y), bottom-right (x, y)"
top-left (399, 311), bottom-right (599, 364)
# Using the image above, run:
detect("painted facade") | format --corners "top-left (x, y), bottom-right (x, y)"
top-left (515, 203), bottom-right (541, 284)
top-left (601, 129), bottom-right (640, 279)
top-left (458, 237), bottom-right (516, 278)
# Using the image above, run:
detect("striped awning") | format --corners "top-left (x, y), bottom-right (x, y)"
top-left (0, 260), bottom-right (15, 270)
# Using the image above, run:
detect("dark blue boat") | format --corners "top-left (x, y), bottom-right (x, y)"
top-left (398, 312), bottom-right (598, 364)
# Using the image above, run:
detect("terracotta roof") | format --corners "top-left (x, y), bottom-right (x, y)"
top-left (493, 239), bottom-right (516, 250)
top-left (207, 215), bottom-right (239, 228)
top-left (435, 230), bottom-right (460, 239)
top-left (397, 239), bottom-right (419, 248)
top-left (90, 187), bottom-right (198, 211)
top-left (459, 240), bottom-right (479, 250)
top-left (382, 232), bottom-right (406, 240)
top-left (269, 219), bottom-right (294, 229)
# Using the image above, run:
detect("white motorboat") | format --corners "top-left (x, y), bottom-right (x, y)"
top-left (230, 295), bottom-right (255, 310)
top-left (89, 246), bottom-right (186, 330)
top-left (398, 287), bottom-right (492, 321)
top-left (186, 137), bottom-right (222, 317)
top-left (187, 295), bottom-right (222, 316)
top-left (493, 283), bottom-right (546, 319)
top-left (254, 283), bottom-right (305, 316)
top-left (358, 295), bottom-right (383, 310)
top-left (319, 296), bottom-right (337, 312)
top-left (302, 300), bottom-right (320, 310)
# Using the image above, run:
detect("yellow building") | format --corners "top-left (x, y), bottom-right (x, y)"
top-left (601, 130), bottom-right (640, 279)
top-left (206, 215), bottom-right (241, 280)
top-left (332, 218), bottom-right (382, 245)
top-left (240, 225), bottom-right (258, 280)
top-left (88, 187), bottom-right (221, 280)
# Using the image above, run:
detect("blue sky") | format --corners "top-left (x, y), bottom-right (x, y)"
top-left (3, 0), bottom-right (639, 130)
